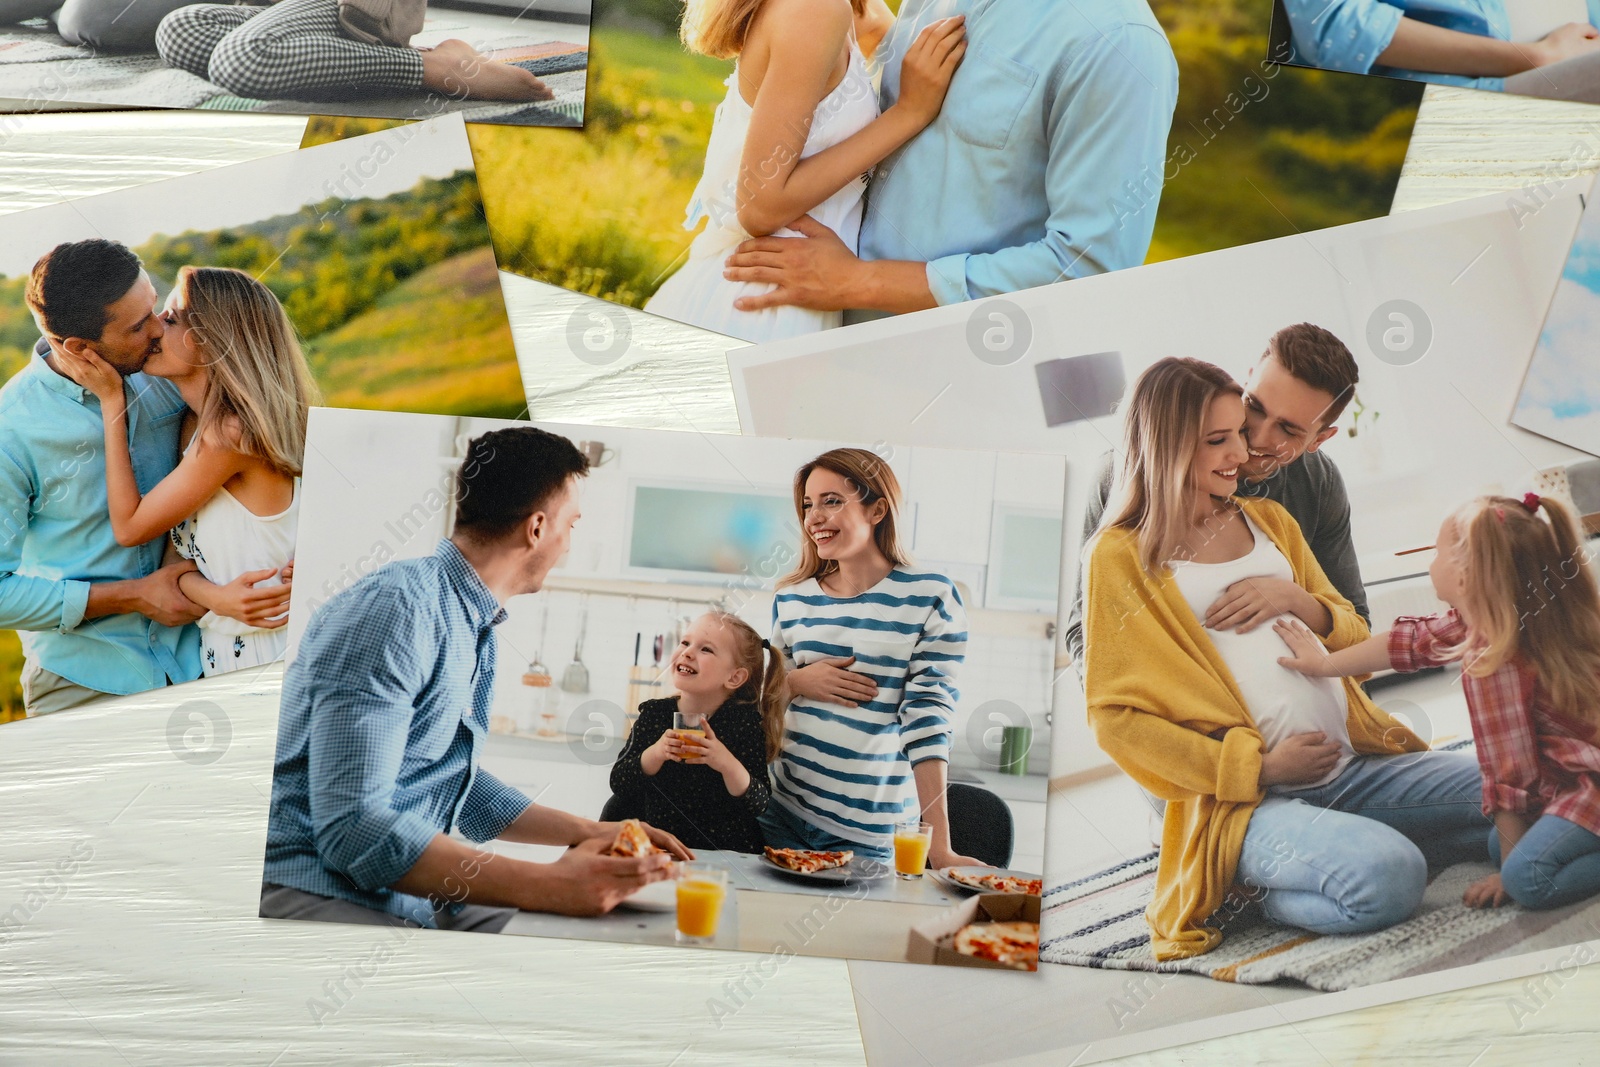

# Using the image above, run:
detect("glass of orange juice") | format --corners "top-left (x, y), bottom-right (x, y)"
top-left (674, 862), bottom-right (728, 944)
top-left (673, 709), bottom-right (706, 740)
top-left (894, 819), bottom-right (932, 880)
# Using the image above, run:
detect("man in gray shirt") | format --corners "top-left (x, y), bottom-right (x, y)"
top-left (1064, 323), bottom-right (1369, 669)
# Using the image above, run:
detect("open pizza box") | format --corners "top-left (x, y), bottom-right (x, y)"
top-left (906, 893), bottom-right (1040, 972)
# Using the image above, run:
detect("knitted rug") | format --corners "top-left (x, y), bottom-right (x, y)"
top-left (0, 21), bottom-right (585, 126)
top-left (1041, 851), bottom-right (1600, 989)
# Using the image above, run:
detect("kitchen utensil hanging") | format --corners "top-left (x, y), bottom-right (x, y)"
top-left (561, 592), bottom-right (590, 694)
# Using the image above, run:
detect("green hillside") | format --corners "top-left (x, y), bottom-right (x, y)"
top-left (310, 246), bottom-right (524, 419)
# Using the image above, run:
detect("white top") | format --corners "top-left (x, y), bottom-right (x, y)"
top-left (642, 39), bottom-right (880, 343)
top-left (1169, 511), bottom-right (1354, 792)
top-left (171, 479), bottom-right (299, 637)
top-left (683, 42), bottom-right (879, 261)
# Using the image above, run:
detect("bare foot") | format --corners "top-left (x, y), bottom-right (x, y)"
top-left (420, 39), bottom-right (555, 101)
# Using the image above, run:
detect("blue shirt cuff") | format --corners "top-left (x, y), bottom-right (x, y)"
top-left (1350, 2), bottom-right (1404, 75)
top-left (59, 579), bottom-right (89, 633)
top-left (456, 771), bottom-right (532, 843)
top-left (325, 809), bottom-right (440, 892)
top-left (925, 254), bottom-right (971, 307)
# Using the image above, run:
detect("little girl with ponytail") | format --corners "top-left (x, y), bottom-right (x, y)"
top-left (1279, 492), bottom-right (1600, 911)
top-left (609, 611), bottom-right (788, 853)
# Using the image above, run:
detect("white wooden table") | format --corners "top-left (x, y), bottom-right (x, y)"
top-left (3, 88), bottom-right (1600, 1066)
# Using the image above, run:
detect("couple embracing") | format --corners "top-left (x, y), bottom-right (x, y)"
top-left (0, 238), bottom-right (312, 716)
top-left (646, 0), bottom-right (1180, 343)
top-left (1072, 325), bottom-right (1600, 960)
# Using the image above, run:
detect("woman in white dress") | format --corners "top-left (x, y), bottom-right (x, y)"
top-left (58, 266), bottom-right (317, 676)
top-left (644, 0), bottom-right (966, 343)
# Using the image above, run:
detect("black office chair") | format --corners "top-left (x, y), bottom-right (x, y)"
top-left (599, 792), bottom-right (643, 824)
top-left (945, 782), bottom-right (1014, 869)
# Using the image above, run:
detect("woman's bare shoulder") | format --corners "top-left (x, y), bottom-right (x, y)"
top-left (748, 0), bottom-right (854, 48)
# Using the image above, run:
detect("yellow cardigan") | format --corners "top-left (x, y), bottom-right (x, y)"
top-left (1082, 496), bottom-right (1426, 960)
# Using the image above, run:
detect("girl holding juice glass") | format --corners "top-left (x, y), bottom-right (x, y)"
top-left (764, 447), bottom-right (981, 870)
top-left (610, 611), bottom-right (788, 854)
top-left (1278, 492), bottom-right (1600, 911)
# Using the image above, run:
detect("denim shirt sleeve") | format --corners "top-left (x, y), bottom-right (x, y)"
top-left (924, 21), bottom-right (1179, 304)
top-left (1283, 0), bottom-right (1405, 74)
top-left (305, 586), bottom-right (444, 892)
top-left (456, 768), bottom-right (532, 843)
top-left (0, 442), bottom-right (89, 633)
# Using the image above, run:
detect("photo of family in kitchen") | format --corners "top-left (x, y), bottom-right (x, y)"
top-left (265, 407), bottom-right (1064, 970)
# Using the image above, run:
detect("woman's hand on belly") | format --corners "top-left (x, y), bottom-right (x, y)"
top-left (787, 656), bottom-right (880, 708)
top-left (1259, 731), bottom-right (1343, 789)
top-left (1206, 576), bottom-right (1328, 636)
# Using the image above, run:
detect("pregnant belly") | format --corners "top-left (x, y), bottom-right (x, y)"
top-left (1209, 625), bottom-right (1351, 748)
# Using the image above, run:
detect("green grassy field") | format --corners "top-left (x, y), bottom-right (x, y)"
top-left (309, 246), bottom-right (524, 418)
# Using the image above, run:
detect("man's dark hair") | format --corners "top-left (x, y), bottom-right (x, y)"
top-left (453, 427), bottom-right (590, 543)
top-left (25, 239), bottom-right (143, 343)
top-left (1265, 323), bottom-right (1360, 426)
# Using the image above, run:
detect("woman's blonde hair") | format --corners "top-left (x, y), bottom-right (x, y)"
top-left (177, 266), bottom-right (319, 477)
top-left (1100, 357), bottom-right (1244, 573)
top-left (1448, 494), bottom-right (1600, 728)
top-left (680, 0), bottom-right (866, 60)
top-left (779, 447), bottom-right (909, 588)
top-left (702, 610), bottom-right (789, 762)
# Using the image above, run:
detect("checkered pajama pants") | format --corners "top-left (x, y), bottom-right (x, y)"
top-left (155, 0), bottom-right (424, 101)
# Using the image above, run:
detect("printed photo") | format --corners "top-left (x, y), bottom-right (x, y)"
top-left (1270, 0), bottom-right (1600, 103)
top-left (0, 115), bottom-right (525, 726)
top-left (456, 0), bottom-right (1422, 350)
top-left (725, 184), bottom-right (1600, 1065)
top-left (265, 406), bottom-right (1063, 969)
top-left (1516, 180), bottom-right (1600, 460)
top-left (0, 0), bottom-right (590, 123)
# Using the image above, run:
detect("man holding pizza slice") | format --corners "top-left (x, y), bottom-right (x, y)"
top-left (260, 427), bottom-right (691, 933)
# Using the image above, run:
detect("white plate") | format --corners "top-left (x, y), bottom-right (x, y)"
top-left (930, 865), bottom-right (1043, 895)
top-left (759, 854), bottom-right (891, 884)
top-left (614, 878), bottom-right (677, 912)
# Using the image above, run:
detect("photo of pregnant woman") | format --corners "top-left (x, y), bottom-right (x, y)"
top-left (1078, 357), bottom-right (1494, 960)
top-left (1275, 0), bottom-right (1600, 102)
top-left (758, 447), bottom-right (979, 869)
top-left (276, 409), bottom-right (1064, 965)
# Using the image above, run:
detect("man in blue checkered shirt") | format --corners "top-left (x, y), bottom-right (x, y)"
top-left (261, 427), bottom-right (690, 931)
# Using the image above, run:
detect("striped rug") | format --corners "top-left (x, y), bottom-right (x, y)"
top-left (1040, 853), bottom-right (1600, 989)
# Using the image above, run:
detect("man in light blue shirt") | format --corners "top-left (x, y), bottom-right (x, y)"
top-left (0, 239), bottom-right (209, 715)
top-left (262, 427), bottom-right (688, 930)
top-left (722, 0), bottom-right (1179, 318)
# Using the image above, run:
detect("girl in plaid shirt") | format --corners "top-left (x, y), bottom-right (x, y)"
top-left (1279, 492), bottom-right (1600, 911)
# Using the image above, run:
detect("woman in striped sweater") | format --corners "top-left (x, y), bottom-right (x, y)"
top-left (761, 447), bottom-right (981, 867)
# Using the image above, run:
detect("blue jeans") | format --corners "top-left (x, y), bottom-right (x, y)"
top-left (1489, 814), bottom-right (1600, 910)
top-left (757, 799), bottom-right (893, 861)
top-left (1234, 750), bottom-right (1490, 935)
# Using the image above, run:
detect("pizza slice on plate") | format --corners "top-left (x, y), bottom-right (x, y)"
top-left (609, 818), bottom-right (662, 858)
top-left (952, 921), bottom-right (1039, 969)
top-left (946, 869), bottom-right (1043, 895)
top-left (763, 846), bottom-right (854, 874)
